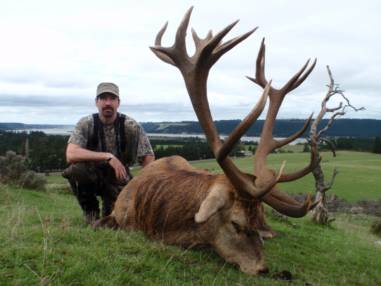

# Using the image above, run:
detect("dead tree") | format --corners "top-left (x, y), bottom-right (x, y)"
top-left (310, 65), bottom-right (364, 224)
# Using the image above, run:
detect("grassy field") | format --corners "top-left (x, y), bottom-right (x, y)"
top-left (192, 151), bottom-right (381, 202)
top-left (1, 151), bottom-right (380, 285)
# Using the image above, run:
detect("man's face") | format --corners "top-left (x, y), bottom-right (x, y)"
top-left (96, 93), bottom-right (120, 119)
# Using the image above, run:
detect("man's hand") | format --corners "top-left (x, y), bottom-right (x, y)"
top-left (107, 155), bottom-right (128, 183)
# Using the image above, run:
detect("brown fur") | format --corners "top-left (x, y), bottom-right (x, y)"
top-left (96, 156), bottom-right (269, 274)
top-left (115, 156), bottom-right (223, 246)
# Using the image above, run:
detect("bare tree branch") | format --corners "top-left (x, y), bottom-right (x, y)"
top-left (310, 65), bottom-right (363, 224)
top-left (316, 66), bottom-right (365, 139)
top-left (323, 168), bottom-right (338, 192)
top-left (319, 138), bottom-right (336, 157)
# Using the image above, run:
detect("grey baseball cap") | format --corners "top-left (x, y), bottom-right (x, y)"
top-left (96, 82), bottom-right (119, 98)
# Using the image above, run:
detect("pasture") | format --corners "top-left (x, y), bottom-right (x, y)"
top-left (0, 151), bottom-right (380, 285)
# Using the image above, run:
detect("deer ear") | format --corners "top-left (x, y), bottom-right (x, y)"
top-left (195, 183), bottom-right (230, 223)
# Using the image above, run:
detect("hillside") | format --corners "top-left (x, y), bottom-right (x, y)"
top-left (1, 119), bottom-right (380, 138)
top-left (142, 119), bottom-right (381, 138)
top-left (0, 123), bottom-right (72, 130)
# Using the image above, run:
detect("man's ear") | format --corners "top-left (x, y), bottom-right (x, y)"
top-left (195, 183), bottom-right (231, 223)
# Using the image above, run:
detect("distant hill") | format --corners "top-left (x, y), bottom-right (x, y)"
top-left (0, 123), bottom-right (73, 130)
top-left (141, 119), bottom-right (381, 138)
top-left (1, 119), bottom-right (380, 138)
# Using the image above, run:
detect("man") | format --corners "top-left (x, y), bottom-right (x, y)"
top-left (63, 82), bottom-right (155, 224)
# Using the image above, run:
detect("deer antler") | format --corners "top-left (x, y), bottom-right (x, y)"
top-left (247, 39), bottom-right (319, 216)
top-left (151, 8), bottom-right (318, 217)
top-left (151, 7), bottom-right (281, 199)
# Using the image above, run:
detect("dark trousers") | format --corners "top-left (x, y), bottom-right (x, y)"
top-left (62, 162), bottom-right (127, 218)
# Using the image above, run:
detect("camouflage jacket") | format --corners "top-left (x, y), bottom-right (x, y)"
top-left (68, 113), bottom-right (154, 166)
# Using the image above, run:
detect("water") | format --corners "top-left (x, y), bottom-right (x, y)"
top-left (10, 127), bottom-right (306, 144)
top-left (13, 127), bottom-right (74, 135)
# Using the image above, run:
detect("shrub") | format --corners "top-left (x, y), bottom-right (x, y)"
top-left (19, 170), bottom-right (46, 190)
top-left (0, 151), bottom-right (27, 182)
top-left (0, 150), bottom-right (46, 190)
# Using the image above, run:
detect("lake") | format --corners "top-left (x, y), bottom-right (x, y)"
top-left (10, 127), bottom-right (306, 144)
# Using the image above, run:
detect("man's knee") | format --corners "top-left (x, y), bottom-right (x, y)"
top-left (62, 162), bottom-right (98, 185)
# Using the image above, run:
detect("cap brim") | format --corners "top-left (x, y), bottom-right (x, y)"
top-left (96, 92), bottom-right (119, 99)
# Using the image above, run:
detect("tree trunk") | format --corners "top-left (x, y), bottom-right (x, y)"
top-left (311, 165), bottom-right (330, 224)
top-left (312, 191), bottom-right (329, 224)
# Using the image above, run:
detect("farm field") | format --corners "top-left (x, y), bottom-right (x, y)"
top-left (1, 151), bottom-right (380, 285)
top-left (191, 151), bottom-right (381, 202)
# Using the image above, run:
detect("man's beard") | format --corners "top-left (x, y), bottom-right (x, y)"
top-left (102, 107), bottom-right (115, 118)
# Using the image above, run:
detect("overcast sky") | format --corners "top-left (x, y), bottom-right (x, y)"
top-left (0, 0), bottom-right (380, 124)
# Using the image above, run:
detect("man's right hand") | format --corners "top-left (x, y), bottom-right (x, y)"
top-left (107, 155), bottom-right (128, 183)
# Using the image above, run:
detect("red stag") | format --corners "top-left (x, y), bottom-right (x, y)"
top-left (95, 7), bottom-right (318, 275)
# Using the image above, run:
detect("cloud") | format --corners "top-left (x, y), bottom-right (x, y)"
top-left (0, 0), bottom-right (380, 124)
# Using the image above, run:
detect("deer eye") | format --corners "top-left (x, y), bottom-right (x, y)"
top-left (231, 221), bottom-right (242, 233)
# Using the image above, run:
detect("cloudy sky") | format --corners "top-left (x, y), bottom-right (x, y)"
top-left (0, 0), bottom-right (380, 124)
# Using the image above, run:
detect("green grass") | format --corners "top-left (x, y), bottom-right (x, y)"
top-left (192, 151), bottom-right (381, 202)
top-left (1, 151), bottom-right (381, 285)
top-left (154, 144), bottom-right (183, 149)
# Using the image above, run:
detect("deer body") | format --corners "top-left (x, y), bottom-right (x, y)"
top-left (108, 155), bottom-right (267, 274)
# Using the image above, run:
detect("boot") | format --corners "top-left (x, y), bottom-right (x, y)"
top-left (85, 211), bottom-right (100, 225)
top-left (62, 165), bottom-right (73, 179)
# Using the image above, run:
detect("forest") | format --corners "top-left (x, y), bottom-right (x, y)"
top-left (0, 130), bottom-right (380, 172)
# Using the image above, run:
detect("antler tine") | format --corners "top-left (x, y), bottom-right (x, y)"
top-left (291, 58), bottom-right (317, 91)
top-left (191, 28), bottom-right (202, 47)
top-left (244, 159), bottom-right (289, 200)
top-left (251, 38), bottom-right (268, 87)
top-left (151, 22), bottom-right (176, 66)
top-left (281, 58), bottom-right (317, 93)
top-left (276, 112), bottom-right (318, 183)
top-left (263, 193), bottom-right (317, 218)
top-left (192, 28), bottom-right (214, 54)
top-left (174, 6), bottom-right (193, 55)
top-left (253, 160), bottom-right (287, 199)
top-left (281, 59), bottom-right (311, 93)
top-left (211, 27), bottom-right (258, 65)
top-left (217, 81), bottom-right (270, 162)
top-left (274, 113), bottom-right (313, 149)
top-left (155, 22), bottom-right (168, 46)
top-left (202, 20), bottom-right (239, 54)
top-left (278, 147), bottom-right (320, 182)
top-left (150, 7), bottom-right (194, 68)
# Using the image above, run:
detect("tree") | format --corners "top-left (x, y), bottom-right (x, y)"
top-left (302, 143), bottom-right (310, 153)
top-left (373, 137), bottom-right (381, 154)
top-left (310, 66), bottom-right (364, 224)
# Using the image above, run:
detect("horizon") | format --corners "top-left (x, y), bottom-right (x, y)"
top-left (1, 117), bottom-right (380, 127)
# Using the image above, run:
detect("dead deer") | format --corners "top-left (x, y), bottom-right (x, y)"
top-left (94, 7), bottom-right (318, 275)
